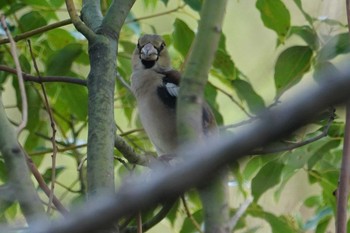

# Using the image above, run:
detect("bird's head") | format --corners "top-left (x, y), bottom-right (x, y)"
top-left (132, 34), bottom-right (171, 71)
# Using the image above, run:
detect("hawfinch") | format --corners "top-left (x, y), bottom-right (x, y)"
top-left (131, 34), bottom-right (216, 156)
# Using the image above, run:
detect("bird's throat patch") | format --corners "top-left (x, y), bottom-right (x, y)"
top-left (141, 59), bottom-right (156, 69)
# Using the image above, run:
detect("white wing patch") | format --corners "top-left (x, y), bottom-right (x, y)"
top-left (165, 83), bottom-right (179, 97)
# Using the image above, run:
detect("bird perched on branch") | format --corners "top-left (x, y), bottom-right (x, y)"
top-left (131, 34), bottom-right (216, 156)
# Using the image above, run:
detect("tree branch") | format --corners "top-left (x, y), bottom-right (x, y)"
top-left (336, 3), bottom-right (350, 232)
top-left (0, 99), bottom-right (47, 224)
top-left (0, 65), bottom-right (87, 86)
top-left (81, 0), bottom-right (103, 32)
top-left (65, 0), bottom-right (96, 40)
top-left (114, 133), bottom-right (150, 166)
top-left (26, 61), bottom-right (350, 233)
top-left (176, 1), bottom-right (229, 232)
top-left (101, 0), bottom-right (136, 39)
top-left (0, 19), bottom-right (72, 45)
top-left (27, 40), bottom-right (58, 215)
top-left (0, 15), bottom-right (28, 133)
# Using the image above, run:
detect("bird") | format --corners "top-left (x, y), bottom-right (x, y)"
top-left (130, 34), bottom-right (217, 156)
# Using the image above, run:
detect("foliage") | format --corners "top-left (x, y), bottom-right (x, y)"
top-left (0, 0), bottom-right (348, 232)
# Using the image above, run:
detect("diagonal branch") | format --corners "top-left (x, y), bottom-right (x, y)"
top-left (0, 65), bottom-right (87, 85)
top-left (0, 15), bottom-right (28, 134)
top-left (0, 19), bottom-right (72, 45)
top-left (81, 0), bottom-right (103, 32)
top-left (65, 0), bottom-right (96, 40)
top-left (101, 0), bottom-right (136, 39)
top-left (27, 40), bottom-right (58, 215)
top-left (26, 61), bottom-right (350, 233)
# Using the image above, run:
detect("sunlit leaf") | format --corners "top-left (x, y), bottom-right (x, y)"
top-left (172, 19), bottom-right (194, 58)
top-left (243, 156), bottom-right (262, 181)
top-left (256, 0), bottom-right (290, 42)
top-left (252, 160), bottom-right (284, 201)
top-left (274, 46), bottom-right (313, 94)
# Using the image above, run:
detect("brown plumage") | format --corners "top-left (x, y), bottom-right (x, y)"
top-left (131, 34), bottom-right (216, 155)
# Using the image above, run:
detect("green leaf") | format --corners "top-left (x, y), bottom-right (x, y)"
top-left (205, 83), bottom-right (223, 125)
top-left (248, 204), bottom-right (295, 233)
top-left (180, 209), bottom-right (203, 233)
top-left (172, 19), bottom-right (194, 58)
top-left (293, 0), bottom-right (313, 26)
top-left (143, 0), bottom-right (158, 9)
top-left (23, 0), bottom-right (51, 8)
top-left (184, 0), bottom-right (202, 11)
top-left (19, 54), bottom-right (31, 73)
top-left (256, 0), bottom-right (290, 42)
top-left (42, 166), bottom-right (66, 184)
top-left (160, 0), bottom-right (169, 6)
top-left (49, 0), bottom-right (65, 8)
top-left (46, 43), bottom-right (83, 76)
top-left (274, 46), bottom-right (313, 94)
top-left (317, 33), bottom-right (350, 62)
top-left (0, 161), bottom-right (7, 182)
top-left (19, 11), bottom-right (47, 32)
top-left (315, 217), bottom-right (331, 233)
top-left (47, 83), bottom-right (88, 122)
top-left (243, 156), bottom-right (262, 181)
top-left (251, 160), bottom-right (284, 201)
top-left (213, 49), bottom-right (236, 80)
top-left (232, 79), bottom-right (265, 114)
top-left (307, 139), bottom-right (340, 169)
top-left (166, 199), bottom-right (180, 227)
top-left (47, 28), bottom-right (75, 50)
top-left (289, 26), bottom-right (318, 50)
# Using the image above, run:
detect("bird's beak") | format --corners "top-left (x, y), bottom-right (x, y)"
top-left (140, 43), bottom-right (159, 61)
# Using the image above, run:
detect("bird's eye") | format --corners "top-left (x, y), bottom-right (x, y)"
top-left (137, 42), bottom-right (142, 51)
top-left (159, 42), bottom-right (166, 51)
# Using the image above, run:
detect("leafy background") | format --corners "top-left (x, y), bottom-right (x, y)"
top-left (0, 0), bottom-right (349, 232)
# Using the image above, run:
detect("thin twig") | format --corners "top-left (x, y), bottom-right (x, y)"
top-left (208, 81), bottom-right (253, 118)
top-left (65, 0), bottom-right (96, 40)
top-left (27, 40), bottom-right (58, 214)
top-left (0, 19), bottom-right (72, 45)
top-left (229, 197), bottom-right (253, 231)
top-left (0, 65), bottom-right (87, 86)
top-left (125, 4), bottom-right (185, 24)
top-left (252, 108), bottom-right (335, 155)
top-left (181, 195), bottom-right (203, 233)
top-left (336, 3), bottom-right (350, 232)
top-left (136, 212), bottom-right (142, 233)
top-left (29, 143), bottom-right (87, 156)
top-left (23, 150), bottom-right (69, 215)
top-left (119, 128), bottom-right (144, 137)
top-left (0, 15), bottom-right (28, 133)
